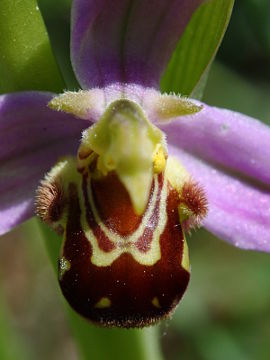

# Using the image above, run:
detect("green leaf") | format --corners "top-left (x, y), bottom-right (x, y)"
top-left (38, 0), bottom-right (80, 90)
top-left (0, 0), bottom-right (64, 93)
top-left (160, 0), bottom-right (235, 98)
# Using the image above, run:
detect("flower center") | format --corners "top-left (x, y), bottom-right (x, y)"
top-left (35, 94), bottom-right (208, 328)
top-left (76, 99), bottom-right (167, 215)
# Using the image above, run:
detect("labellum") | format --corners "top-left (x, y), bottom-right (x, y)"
top-left (36, 99), bottom-right (207, 328)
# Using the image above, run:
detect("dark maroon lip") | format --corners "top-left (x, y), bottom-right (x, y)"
top-left (59, 172), bottom-right (189, 328)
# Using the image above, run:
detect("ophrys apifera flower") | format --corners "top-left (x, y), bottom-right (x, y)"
top-left (0, 0), bottom-right (270, 327)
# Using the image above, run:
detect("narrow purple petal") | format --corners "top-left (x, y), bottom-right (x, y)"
top-left (0, 92), bottom-right (90, 235)
top-left (169, 147), bottom-right (270, 252)
top-left (71, 0), bottom-right (203, 89)
top-left (160, 104), bottom-right (270, 187)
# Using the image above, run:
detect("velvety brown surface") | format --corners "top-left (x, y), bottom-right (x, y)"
top-left (91, 172), bottom-right (152, 236)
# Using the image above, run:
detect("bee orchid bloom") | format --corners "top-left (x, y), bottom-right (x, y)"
top-left (1, 0), bottom-right (270, 327)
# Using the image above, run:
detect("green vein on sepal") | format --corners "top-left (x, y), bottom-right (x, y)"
top-left (160, 0), bottom-right (235, 99)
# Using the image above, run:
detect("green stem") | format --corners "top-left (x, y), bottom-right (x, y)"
top-left (38, 221), bottom-right (163, 360)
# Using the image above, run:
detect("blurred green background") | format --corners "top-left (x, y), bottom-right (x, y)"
top-left (1, 0), bottom-right (270, 359)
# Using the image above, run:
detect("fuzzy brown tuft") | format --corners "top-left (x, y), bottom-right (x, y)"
top-left (180, 180), bottom-right (208, 231)
top-left (36, 179), bottom-right (66, 224)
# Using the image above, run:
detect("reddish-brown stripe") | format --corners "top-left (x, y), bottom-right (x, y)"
top-left (82, 174), bottom-right (115, 252)
top-left (135, 173), bottom-right (163, 252)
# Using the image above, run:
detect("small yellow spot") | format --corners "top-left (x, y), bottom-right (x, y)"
top-left (153, 145), bottom-right (166, 174)
top-left (94, 297), bottom-right (111, 308)
top-left (59, 257), bottom-right (71, 279)
top-left (152, 297), bottom-right (161, 308)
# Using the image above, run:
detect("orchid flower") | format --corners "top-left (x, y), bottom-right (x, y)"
top-left (1, 0), bottom-right (270, 329)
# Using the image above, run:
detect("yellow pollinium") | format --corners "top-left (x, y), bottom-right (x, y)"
top-left (153, 144), bottom-right (167, 174)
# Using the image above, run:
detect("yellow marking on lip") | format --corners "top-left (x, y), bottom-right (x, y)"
top-left (152, 297), bottom-right (161, 308)
top-left (80, 170), bottom-right (168, 267)
top-left (94, 297), bottom-right (111, 308)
